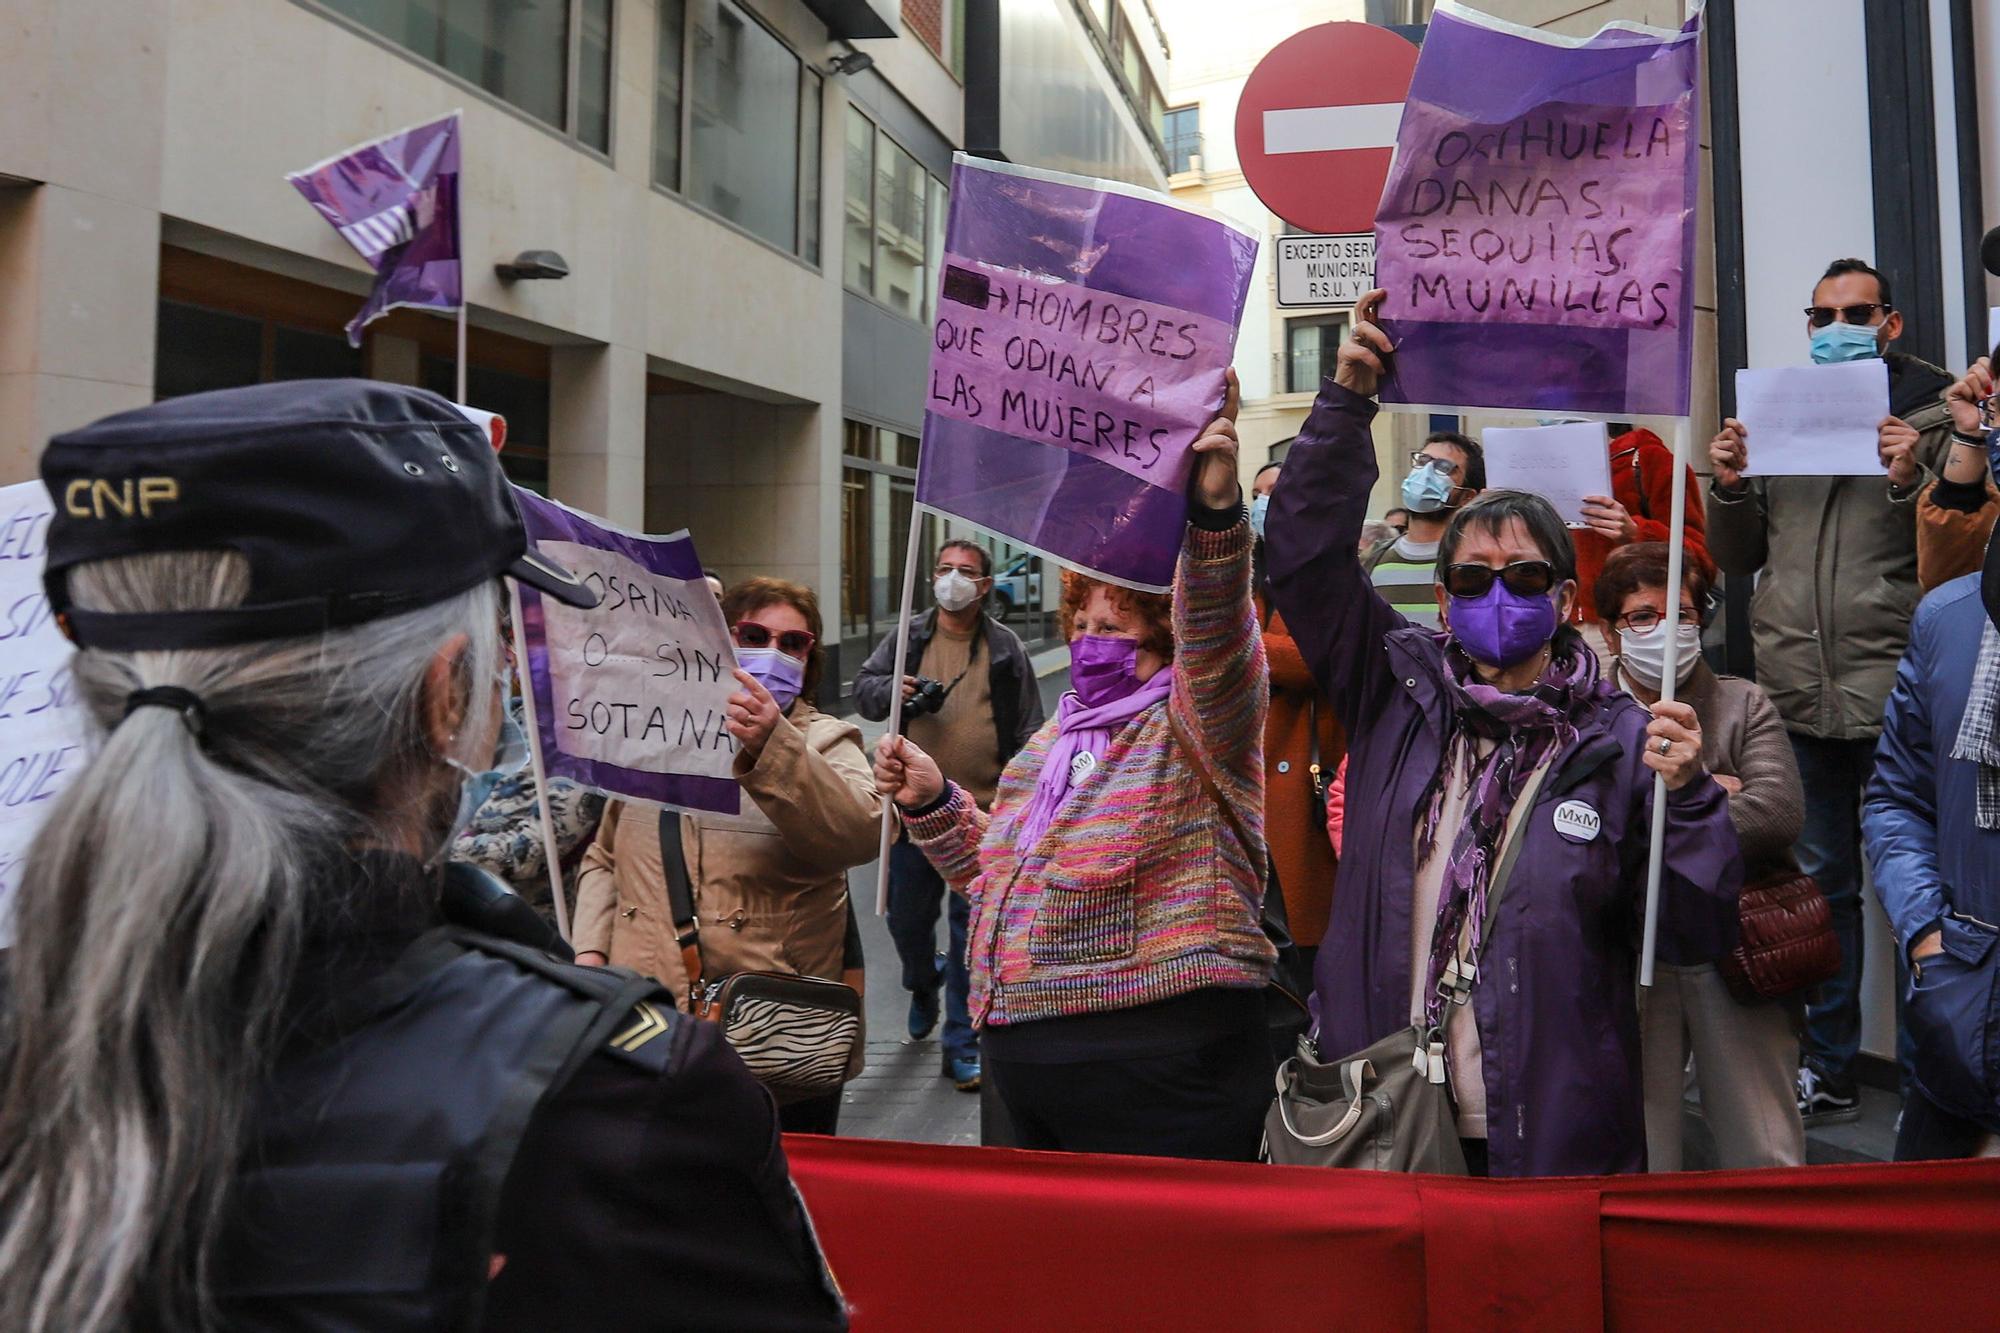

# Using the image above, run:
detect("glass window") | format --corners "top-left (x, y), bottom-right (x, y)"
top-left (1118, 23), bottom-right (1144, 92)
top-left (1088, 0), bottom-right (1115, 34)
top-left (687, 0), bottom-right (802, 252)
top-left (654, 0), bottom-right (686, 189)
top-left (1286, 315), bottom-right (1349, 394)
top-left (1163, 105), bottom-right (1200, 174)
top-left (318, 1), bottom-right (611, 145)
top-left (843, 108), bottom-right (875, 294)
top-left (838, 432), bottom-right (939, 684)
top-left (272, 325), bottom-right (364, 382)
top-left (155, 301), bottom-right (263, 401)
top-left (872, 130), bottom-right (927, 318)
top-left (799, 72), bottom-right (823, 266)
top-left (923, 176), bottom-right (949, 323)
top-left (575, 0), bottom-right (613, 152)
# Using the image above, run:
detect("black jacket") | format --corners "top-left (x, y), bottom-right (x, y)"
top-left (853, 608), bottom-right (1046, 766)
top-left (214, 852), bottom-right (846, 1332)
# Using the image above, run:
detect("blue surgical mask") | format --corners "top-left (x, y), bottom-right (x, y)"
top-left (1401, 462), bottom-right (1455, 514)
top-left (442, 697), bottom-right (530, 859)
top-left (735, 645), bottom-right (806, 712)
top-left (1249, 493), bottom-right (1271, 539)
top-left (1809, 321), bottom-right (1882, 365)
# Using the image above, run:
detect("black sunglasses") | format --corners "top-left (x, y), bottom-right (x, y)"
top-left (1444, 560), bottom-right (1557, 599)
top-left (1803, 303), bottom-right (1890, 328)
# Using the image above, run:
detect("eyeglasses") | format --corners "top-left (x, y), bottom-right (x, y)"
top-left (1803, 303), bottom-right (1891, 328)
top-left (934, 563), bottom-right (984, 579)
top-left (1408, 451), bottom-right (1461, 477)
top-left (732, 622), bottom-right (816, 659)
top-left (1443, 560), bottom-right (1557, 599)
top-left (1614, 604), bottom-right (1701, 633)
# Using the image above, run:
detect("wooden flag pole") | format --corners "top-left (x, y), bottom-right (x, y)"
top-left (873, 504), bottom-right (928, 914)
top-left (1637, 415), bottom-right (1692, 987)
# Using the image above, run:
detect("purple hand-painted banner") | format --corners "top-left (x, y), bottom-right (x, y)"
top-left (513, 490), bottom-right (741, 816)
top-left (1373, 3), bottom-right (1701, 418)
top-left (918, 155), bottom-right (1258, 592)
top-left (288, 112), bottom-right (463, 348)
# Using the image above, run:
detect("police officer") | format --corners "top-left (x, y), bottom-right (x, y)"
top-left (0, 381), bottom-right (846, 1332)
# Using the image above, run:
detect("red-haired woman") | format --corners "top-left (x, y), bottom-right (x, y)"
top-left (874, 378), bottom-right (1279, 1162)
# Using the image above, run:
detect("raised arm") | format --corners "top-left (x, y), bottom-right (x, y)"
top-left (737, 714), bottom-right (885, 874)
top-left (1704, 419), bottom-right (1769, 577)
top-left (1264, 291), bottom-right (1410, 735)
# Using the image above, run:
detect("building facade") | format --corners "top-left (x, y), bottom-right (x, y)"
top-left (0, 0), bottom-right (1169, 694)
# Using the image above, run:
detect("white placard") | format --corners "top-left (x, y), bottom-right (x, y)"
top-left (1988, 307), bottom-right (1999, 360)
top-left (0, 482), bottom-right (88, 945)
top-left (1276, 233), bottom-right (1376, 309)
top-left (1480, 422), bottom-right (1613, 527)
top-left (1735, 361), bottom-right (1890, 477)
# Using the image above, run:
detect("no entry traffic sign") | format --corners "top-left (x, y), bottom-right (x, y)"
top-left (1234, 23), bottom-right (1419, 236)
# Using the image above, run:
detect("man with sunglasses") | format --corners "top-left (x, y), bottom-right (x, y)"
top-left (1364, 432), bottom-right (1486, 629)
top-left (1707, 257), bottom-right (1956, 1127)
top-left (1264, 290), bottom-right (1742, 1177)
top-left (854, 539), bottom-right (1045, 1094)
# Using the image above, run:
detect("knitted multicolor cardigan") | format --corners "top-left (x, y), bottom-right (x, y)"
top-left (904, 519), bottom-right (1274, 1028)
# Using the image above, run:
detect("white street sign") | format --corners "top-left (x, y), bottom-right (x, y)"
top-left (1276, 232), bottom-right (1376, 308)
top-left (1261, 103), bottom-right (1403, 155)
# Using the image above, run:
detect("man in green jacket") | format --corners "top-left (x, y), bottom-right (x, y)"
top-left (1706, 257), bottom-right (1954, 1126)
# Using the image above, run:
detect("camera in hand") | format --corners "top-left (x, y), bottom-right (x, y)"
top-left (904, 675), bottom-right (951, 719)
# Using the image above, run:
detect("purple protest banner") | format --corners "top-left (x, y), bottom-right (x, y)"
top-left (288, 112), bottom-right (463, 348)
top-left (1372, 2), bottom-right (1701, 418)
top-left (918, 155), bottom-right (1258, 591)
top-left (513, 491), bottom-right (741, 816)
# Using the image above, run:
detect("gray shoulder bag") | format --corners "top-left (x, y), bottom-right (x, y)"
top-left (1262, 764), bottom-right (1550, 1174)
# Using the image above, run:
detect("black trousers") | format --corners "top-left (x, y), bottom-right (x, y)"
top-left (982, 1027), bottom-right (1274, 1162)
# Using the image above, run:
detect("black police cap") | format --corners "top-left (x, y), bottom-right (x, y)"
top-left (40, 378), bottom-right (599, 650)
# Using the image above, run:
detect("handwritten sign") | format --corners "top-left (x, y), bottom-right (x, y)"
top-left (916, 154), bottom-right (1258, 592)
top-left (1371, 4), bottom-right (1702, 417)
top-left (1481, 422), bottom-right (1613, 526)
top-left (0, 482), bottom-right (87, 944)
top-left (1735, 362), bottom-right (1889, 478)
top-left (928, 256), bottom-right (1238, 490)
top-left (513, 491), bottom-right (741, 815)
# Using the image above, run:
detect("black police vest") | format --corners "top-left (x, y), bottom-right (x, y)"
top-left (214, 926), bottom-right (667, 1331)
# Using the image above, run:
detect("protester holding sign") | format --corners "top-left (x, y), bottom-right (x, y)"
top-left (1914, 351), bottom-right (2000, 592)
top-left (1265, 293), bottom-right (1742, 1177)
top-left (874, 374), bottom-right (1277, 1162)
top-left (1707, 257), bottom-right (1955, 1127)
top-left (0, 382), bottom-right (845, 1333)
top-left (573, 576), bottom-right (881, 1134)
top-left (1570, 426), bottom-right (1713, 655)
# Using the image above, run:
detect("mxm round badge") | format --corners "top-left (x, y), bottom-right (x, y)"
top-left (1069, 749), bottom-right (1098, 786)
top-left (1551, 799), bottom-right (1601, 843)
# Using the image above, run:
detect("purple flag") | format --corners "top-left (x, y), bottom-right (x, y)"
top-left (1372, 3), bottom-right (1701, 418)
top-left (288, 112), bottom-right (463, 348)
top-left (917, 156), bottom-right (1258, 592)
top-left (513, 491), bottom-right (741, 816)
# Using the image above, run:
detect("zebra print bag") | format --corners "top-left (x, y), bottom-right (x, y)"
top-left (660, 812), bottom-right (864, 1105)
top-left (693, 972), bottom-right (866, 1104)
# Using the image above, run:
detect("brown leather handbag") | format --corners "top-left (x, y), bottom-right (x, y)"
top-left (1717, 867), bottom-right (1841, 1004)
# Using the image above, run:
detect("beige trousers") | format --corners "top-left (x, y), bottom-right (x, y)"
top-left (1640, 962), bottom-right (1806, 1171)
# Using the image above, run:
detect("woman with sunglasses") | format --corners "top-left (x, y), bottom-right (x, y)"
top-left (1596, 543), bottom-right (1809, 1170)
top-left (873, 375), bottom-right (1279, 1162)
top-left (572, 577), bottom-right (882, 1135)
top-left (1263, 290), bottom-right (1743, 1177)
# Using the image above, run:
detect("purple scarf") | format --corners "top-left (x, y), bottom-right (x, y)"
top-left (1415, 633), bottom-right (1613, 1028)
top-left (1011, 668), bottom-right (1177, 854)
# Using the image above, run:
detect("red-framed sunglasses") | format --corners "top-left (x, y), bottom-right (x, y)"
top-left (732, 621), bottom-right (816, 658)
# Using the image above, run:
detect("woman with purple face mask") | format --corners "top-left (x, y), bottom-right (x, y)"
top-left (873, 372), bottom-right (1279, 1162)
top-left (1263, 290), bottom-right (1744, 1178)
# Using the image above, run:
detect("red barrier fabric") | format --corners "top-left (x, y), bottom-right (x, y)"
top-left (784, 1135), bottom-right (2000, 1331)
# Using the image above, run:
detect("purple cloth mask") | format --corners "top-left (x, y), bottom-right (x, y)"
top-left (735, 646), bottom-right (804, 712)
top-left (1448, 582), bottom-right (1558, 668)
top-left (1069, 633), bottom-right (1146, 708)
top-left (1012, 665), bottom-right (1176, 853)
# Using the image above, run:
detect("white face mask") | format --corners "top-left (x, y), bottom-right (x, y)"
top-left (934, 569), bottom-right (982, 612)
top-left (1620, 620), bottom-right (1702, 690)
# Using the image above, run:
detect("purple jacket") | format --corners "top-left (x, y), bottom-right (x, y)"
top-left (1266, 383), bottom-right (1743, 1177)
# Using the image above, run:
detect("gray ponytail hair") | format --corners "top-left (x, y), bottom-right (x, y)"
top-left (0, 549), bottom-right (504, 1333)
